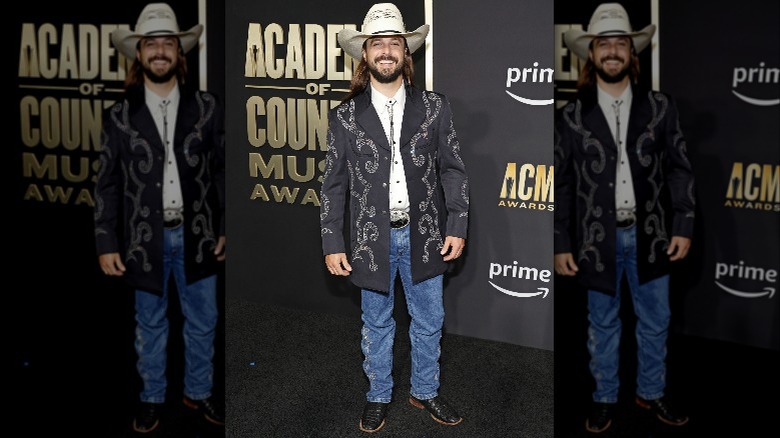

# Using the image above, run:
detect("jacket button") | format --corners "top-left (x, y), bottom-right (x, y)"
top-left (382, 183), bottom-right (387, 188)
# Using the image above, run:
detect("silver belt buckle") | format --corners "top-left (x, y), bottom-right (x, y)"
top-left (390, 210), bottom-right (409, 229)
top-left (164, 210), bottom-right (184, 229)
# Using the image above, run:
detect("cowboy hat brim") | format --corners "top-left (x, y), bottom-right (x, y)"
top-left (564, 24), bottom-right (656, 61)
top-left (338, 24), bottom-right (430, 61)
top-left (111, 24), bottom-right (204, 60)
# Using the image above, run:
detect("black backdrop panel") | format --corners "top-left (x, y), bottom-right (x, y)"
top-left (433, 0), bottom-right (555, 349)
top-left (659, 0), bottom-right (779, 350)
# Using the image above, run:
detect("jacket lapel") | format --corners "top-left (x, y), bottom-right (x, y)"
top-left (354, 88), bottom-right (392, 151)
top-left (174, 89), bottom-right (198, 150)
top-left (626, 86), bottom-right (651, 148)
top-left (581, 87), bottom-right (618, 151)
top-left (131, 103), bottom-right (165, 152)
top-left (400, 85), bottom-right (424, 149)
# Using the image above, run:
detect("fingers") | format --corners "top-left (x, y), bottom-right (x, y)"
top-left (325, 253), bottom-right (352, 276)
top-left (99, 253), bottom-right (126, 276)
top-left (668, 237), bottom-right (691, 261)
top-left (442, 236), bottom-right (465, 261)
top-left (214, 236), bottom-right (226, 261)
top-left (554, 253), bottom-right (578, 276)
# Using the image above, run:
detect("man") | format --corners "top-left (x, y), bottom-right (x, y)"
top-left (320, 3), bottom-right (469, 433)
top-left (554, 3), bottom-right (695, 433)
top-left (94, 3), bottom-right (225, 433)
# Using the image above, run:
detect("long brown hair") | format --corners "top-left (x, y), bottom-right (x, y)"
top-left (576, 42), bottom-right (641, 90)
top-left (342, 38), bottom-right (415, 102)
top-left (123, 38), bottom-right (190, 89)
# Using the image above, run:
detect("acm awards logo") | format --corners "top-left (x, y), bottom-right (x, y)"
top-left (488, 261), bottom-right (551, 299)
top-left (731, 62), bottom-right (779, 106)
top-left (505, 62), bottom-right (554, 106)
top-left (724, 162), bottom-right (780, 213)
top-left (715, 260), bottom-right (777, 299)
top-left (497, 162), bottom-right (554, 212)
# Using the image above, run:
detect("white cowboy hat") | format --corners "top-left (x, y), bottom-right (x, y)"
top-left (111, 2), bottom-right (203, 60)
top-left (338, 3), bottom-right (429, 61)
top-left (564, 3), bottom-right (656, 60)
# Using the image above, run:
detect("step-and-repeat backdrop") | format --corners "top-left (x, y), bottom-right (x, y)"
top-left (554, 0), bottom-right (778, 351)
top-left (225, 0), bottom-right (555, 349)
top-left (658, 0), bottom-right (779, 350)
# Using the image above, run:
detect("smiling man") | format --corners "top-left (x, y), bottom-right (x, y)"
top-left (320, 3), bottom-right (470, 433)
top-left (554, 3), bottom-right (696, 434)
top-left (95, 3), bottom-right (225, 433)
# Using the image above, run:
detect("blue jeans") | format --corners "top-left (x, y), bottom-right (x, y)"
top-left (587, 224), bottom-right (670, 403)
top-left (134, 225), bottom-right (218, 403)
top-left (361, 225), bottom-right (444, 403)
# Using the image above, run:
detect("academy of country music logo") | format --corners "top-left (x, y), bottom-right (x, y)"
top-left (715, 260), bottom-right (777, 299)
top-left (488, 260), bottom-right (551, 299)
top-left (732, 62), bottom-right (779, 106)
top-left (497, 162), bottom-right (554, 212)
top-left (723, 162), bottom-right (779, 213)
top-left (505, 61), bottom-right (554, 106)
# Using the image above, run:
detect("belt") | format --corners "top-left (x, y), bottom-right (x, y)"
top-left (164, 216), bottom-right (183, 229)
top-left (616, 216), bottom-right (636, 228)
top-left (390, 210), bottom-right (410, 229)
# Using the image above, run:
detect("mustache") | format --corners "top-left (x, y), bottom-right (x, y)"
top-left (149, 55), bottom-right (172, 63)
top-left (374, 54), bottom-right (399, 64)
top-left (599, 55), bottom-right (625, 63)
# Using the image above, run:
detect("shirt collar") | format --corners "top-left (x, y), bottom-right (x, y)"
top-left (370, 82), bottom-right (406, 113)
top-left (596, 83), bottom-right (632, 109)
top-left (145, 83), bottom-right (180, 110)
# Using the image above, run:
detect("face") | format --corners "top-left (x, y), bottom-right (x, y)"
top-left (363, 36), bottom-right (406, 84)
top-left (589, 36), bottom-right (632, 84)
top-left (138, 36), bottom-right (179, 84)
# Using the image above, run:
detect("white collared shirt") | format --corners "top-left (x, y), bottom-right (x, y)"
top-left (370, 83), bottom-right (409, 212)
top-left (598, 85), bottom-right (635, 220)
top-left (146, 85), bottom-right (184, 221)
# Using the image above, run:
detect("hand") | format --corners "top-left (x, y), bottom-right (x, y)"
top-left (214, 236), bottom-right (226, 262)
top-left (554, 253), bottom-right (579, 276)
top-left (99, 253), bottom-right (126, 276)
top-left (667, 236), bottom-right (691, 261)
top-left (441, 236), bottom-right (466, 261)
top-left (325, 253), bottom-right (352, 276)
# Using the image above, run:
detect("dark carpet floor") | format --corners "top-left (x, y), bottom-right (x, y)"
top-left (554, 275), bottom-right (779, 438)
top-left (10, 282), bottom-right (776, 437)
top-left (225, 297), bottom-right (554, 438)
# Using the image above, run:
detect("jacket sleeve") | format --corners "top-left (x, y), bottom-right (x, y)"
top-left (662, 95), bottom-right (696, 238)
top-left (210, 92), bottom-right (227, 237)
top-left (437, 96), bottom-right (469, 239)
top-left (93, 104), bottom-right (122, 256)
top-left (320, 107), bottom-right (348, 255)
top-left (554, 103), bottom-right (575, 254)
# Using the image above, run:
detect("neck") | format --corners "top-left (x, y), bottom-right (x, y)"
top-left (596, 76), bottom-right (629, 98)
top-left (145, 77), bottom-right (177, 98)
top-left (370, 77), bottom-right (404, 98)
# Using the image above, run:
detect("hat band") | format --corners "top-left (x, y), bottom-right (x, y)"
top-left (144, 30), bottom-right (179, 36)
top-left (370, 29), bottom-right (403, 35)
top-left (596, 30), bottom-right (631, 36)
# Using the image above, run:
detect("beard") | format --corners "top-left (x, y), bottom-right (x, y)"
top-left (142, 56), bottom-right (177, 83)
top-left (367, 54), bottom-right (404, 84)
top-left (595, 55), bottom-right (630, 83)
